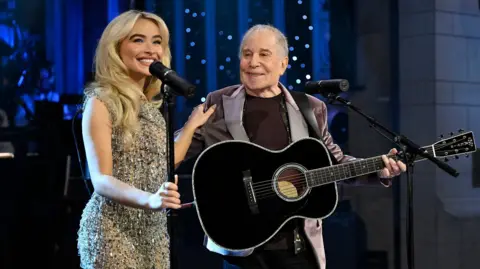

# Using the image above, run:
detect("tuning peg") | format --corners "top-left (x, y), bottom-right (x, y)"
top-left (458, 128), bottom-right (464, 133)
top-left (465, 154), bottom-right (469, 158)
top-left (455, 156), bottom-right (459, 159)
top-left (450, 132), bottom-right (454, 136)
top-left (439, 134), bottom-right (444, 139)
top-left (444, 158), bottom-right (449, 162)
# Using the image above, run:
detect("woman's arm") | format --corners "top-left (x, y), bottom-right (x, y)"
top-left (83, 98), bottom-right (180, 209)
top-left (173, 102), bottom-right (216, 168)
top-left (174, 124), bottom-right (197, 168)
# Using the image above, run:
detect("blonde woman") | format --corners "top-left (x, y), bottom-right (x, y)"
top-left (77, 10), bottom-right (215, 269)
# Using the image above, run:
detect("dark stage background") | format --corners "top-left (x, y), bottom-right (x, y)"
top-left (0, 0), bottom-right (391, 268)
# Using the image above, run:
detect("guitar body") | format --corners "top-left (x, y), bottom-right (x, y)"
top-left (192, 137), bottom-right (339, 251)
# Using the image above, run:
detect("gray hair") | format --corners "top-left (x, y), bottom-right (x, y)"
top-left (238, 24), bottom-right (289, 58)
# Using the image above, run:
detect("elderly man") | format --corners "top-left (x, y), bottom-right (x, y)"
top-left (175, 24), bottom-right (406, 269)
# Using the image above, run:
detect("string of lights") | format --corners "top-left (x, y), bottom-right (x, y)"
top-left (153, 0), bottom-right (346, 142)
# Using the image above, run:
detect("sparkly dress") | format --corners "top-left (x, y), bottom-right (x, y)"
top-left (77, 91), bottom-right (170, 269)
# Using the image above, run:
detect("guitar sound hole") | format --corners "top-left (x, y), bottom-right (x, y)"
top-left (274, 165), bottom-right (309, 202)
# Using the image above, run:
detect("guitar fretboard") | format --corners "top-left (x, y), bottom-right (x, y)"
top-left (305, 146), bottom-right (436, 187)
top-left (306, 156), bottom-right (388, 187)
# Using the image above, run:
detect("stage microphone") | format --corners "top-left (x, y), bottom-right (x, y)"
top-left (149, 61), bottom-right (196, 98)
top-left (304, 79), bottom-right (349, 96)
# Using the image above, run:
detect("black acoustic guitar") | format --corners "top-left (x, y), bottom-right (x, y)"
top-left (191, 131), bottom-right (476, 252)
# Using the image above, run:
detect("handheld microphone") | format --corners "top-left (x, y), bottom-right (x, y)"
top-left (304, 79), bottom-right (349, 97)
top-left (149, 61), bottom-right (196, 98)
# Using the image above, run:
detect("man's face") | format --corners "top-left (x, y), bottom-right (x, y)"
top-left (239, 30), bottom-right (288, 93)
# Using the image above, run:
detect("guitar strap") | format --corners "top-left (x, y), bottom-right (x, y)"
top-left (288, 91), bottom-right (342, 254)
top-left (289, 91), bottom-right (339, 165)
top-left (289, 91), bottom-right (322, 139)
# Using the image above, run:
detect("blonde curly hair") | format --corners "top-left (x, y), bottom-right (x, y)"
top-left (85, 10), bottom-right (171, 148)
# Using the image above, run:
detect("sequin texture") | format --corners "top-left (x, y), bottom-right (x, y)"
top-left (77, 91), bottom-right (170, 269)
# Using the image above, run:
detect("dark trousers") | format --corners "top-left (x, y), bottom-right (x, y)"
top-left (222, 245), bottom-right (319, 269)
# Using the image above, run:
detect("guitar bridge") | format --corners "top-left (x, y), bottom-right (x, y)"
top-left (243, 170), bottom-right (259, 214)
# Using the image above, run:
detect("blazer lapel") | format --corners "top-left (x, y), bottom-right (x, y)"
top-left (221, 83), bottom-right (310, 143)
top-left (222, 86), bottom-right (250, 142)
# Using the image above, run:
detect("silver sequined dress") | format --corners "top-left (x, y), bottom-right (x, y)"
top-left (77, 91), bottom-right (170, 269)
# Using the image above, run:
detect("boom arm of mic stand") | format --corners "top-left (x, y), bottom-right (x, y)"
top-left (325, 93), bottom-right (458, 177)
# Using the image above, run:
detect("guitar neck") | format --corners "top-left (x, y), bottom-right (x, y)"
top-left (306, 147), bottom-right (430, 187)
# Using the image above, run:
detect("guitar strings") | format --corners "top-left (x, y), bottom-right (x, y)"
top-left (251, 139), bottom-right (462, 190)
top-left (254, 180), bottom-right (306, 198)
top-left (255, 181), bottom-right (307, 200)
top-left (253, 168), bottom-right (364, 197)
top-left (250, 155), bottom-right (390, 194)
top-left (251, 152), bottom-right (396, 186)
top-left (248, 138), bottom-right (466, 195)
top-left (253, 150), bottom-right (468, 200)
top-left (205, 137), bottom-right (469, 201)
top-left (253, 173), bottom-right (338, 198)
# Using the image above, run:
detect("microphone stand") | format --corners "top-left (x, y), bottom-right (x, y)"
top-left (323, 92), bottom-right (459, 269)
top-left (150, 60), bottom-right (195, 269)
top-left (161, 83), bottom-right (178, 269)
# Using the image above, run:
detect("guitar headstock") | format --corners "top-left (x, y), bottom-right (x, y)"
top-left (433, 130), bottom-right (477, 161)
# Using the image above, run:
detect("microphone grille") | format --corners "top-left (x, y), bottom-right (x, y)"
top-left (339, 79), bottom-right (349, 91)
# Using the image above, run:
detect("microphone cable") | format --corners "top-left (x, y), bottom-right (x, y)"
top-left (71, 106), bottom-right (92, 196)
